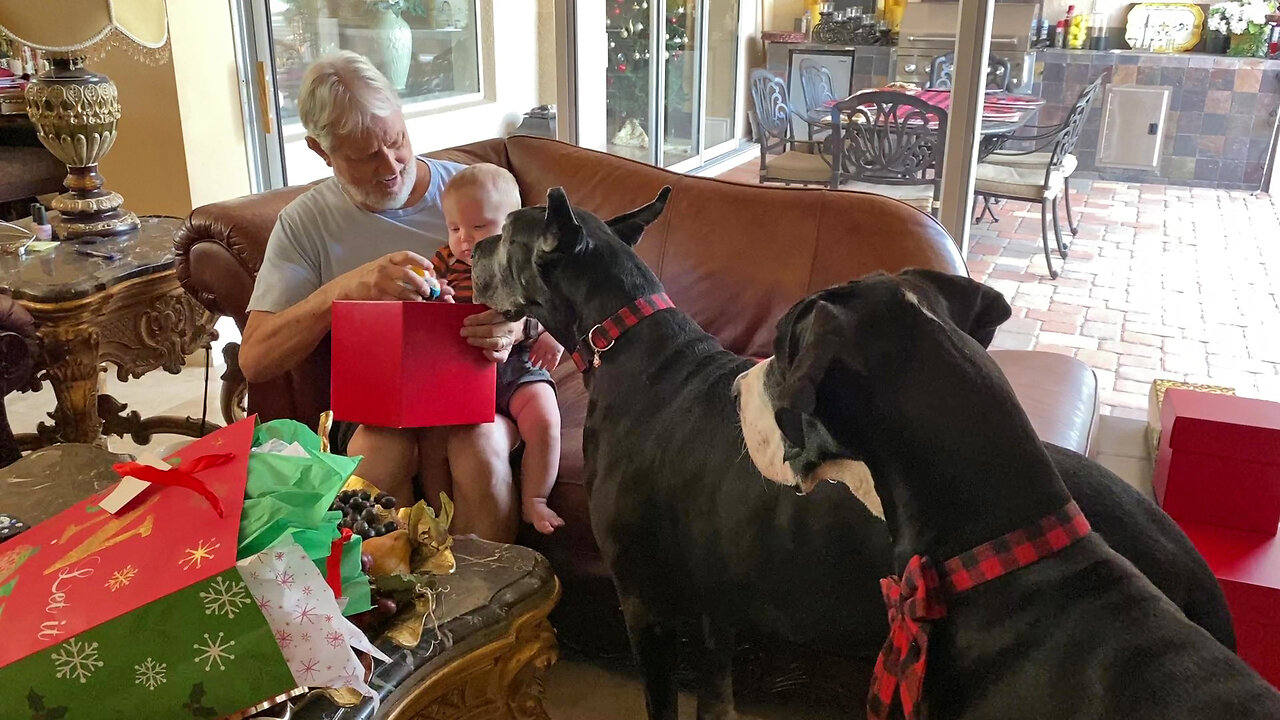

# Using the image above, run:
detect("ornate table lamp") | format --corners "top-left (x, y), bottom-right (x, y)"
top-left (0, 1), bottom-right (169, 239)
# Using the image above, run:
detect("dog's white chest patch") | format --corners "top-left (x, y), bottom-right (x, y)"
top-left (813, 458), bottom-right (883, 519)
top-left (736, 359), bottom-right (794, 486)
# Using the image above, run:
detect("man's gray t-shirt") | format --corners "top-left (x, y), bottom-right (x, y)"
top-left (247, 156), bottom-right (464, 313)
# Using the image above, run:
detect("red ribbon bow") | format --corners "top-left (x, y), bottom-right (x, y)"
top-left (111, 454), bottom-right (234, 518)
top-left (867, 554), bottom-right (946, 720)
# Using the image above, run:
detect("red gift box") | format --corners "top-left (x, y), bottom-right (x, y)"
top-left (331, 301), bottom-right (496, 428)
top-left (1179, 520), bottom-right (1280, 688)
top-left (1153, 389), bottom-right (1280, 535)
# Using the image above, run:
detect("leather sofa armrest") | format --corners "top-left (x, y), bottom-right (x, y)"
top-left (175, 184), bottom-right (313, 325)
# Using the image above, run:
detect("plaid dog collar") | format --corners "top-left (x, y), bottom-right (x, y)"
top-left (868, 500), bottom-right (1092, 720)
top-left (570, 293), bottom-right (675, 372)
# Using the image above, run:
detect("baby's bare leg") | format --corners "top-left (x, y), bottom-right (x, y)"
top-left (507, 382), bottom-right (564, 534)
top-left (348, 425), bottom-right (418, 502)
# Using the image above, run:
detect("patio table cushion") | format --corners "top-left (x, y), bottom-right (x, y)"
top-left (841, 180), bottom-right (935, 212)
top-left (986, 152), bottom-right (1078, 178)
top-left (765, 150), bottom-right (832, 182)
top-left (974, 159), bottom-right (1070, 200)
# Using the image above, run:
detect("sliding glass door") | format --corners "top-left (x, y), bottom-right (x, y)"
top-left (595, 0), bottom-right (740, 170)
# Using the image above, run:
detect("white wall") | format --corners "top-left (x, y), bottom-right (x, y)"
top-left (284, 0), bottom-right (553, 183)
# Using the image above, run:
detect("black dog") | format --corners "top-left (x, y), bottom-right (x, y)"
top-left (472, 189), bottom-right (1234, 719)
top-left (737, 269), bottom-right (1278, 719)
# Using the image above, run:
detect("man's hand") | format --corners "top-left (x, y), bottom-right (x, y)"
top-left (329, 251), bottom-right (447, 302)
top-left (461, 309), bottom-right (522, 362)
top-left (529, 333), bottom-right (563, 371)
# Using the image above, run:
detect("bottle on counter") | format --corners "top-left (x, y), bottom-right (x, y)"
top-left (1055, 19), bottom-right (1067, 48)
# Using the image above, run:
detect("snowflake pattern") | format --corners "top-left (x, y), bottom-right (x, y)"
top-left (199, 576), bottom-right (251, 618)
top-left (275, 630), bottom-right (294, 648)
top-left (134, 658), bottom-right (167, 690)
top-left (302, 585), bottom-right (313, 596)
top-left (274, 570), bottom-right (295, 589)
top-left (324, 631), bottom-right (346, 649)
top-left (297, 657), bottom-right (321, 682)
top-left (180, 538), bottom-right (221, 570)
top-left (300, 633), bottom-right (312, 644)
top-left (292, 601), bottom-right (319, 625)
top-left (193, 632), bottom-right (236, 671)
top-left (50, 638), bottom-right (102, 683)
top-left (105, 565), bottom-right (137, 592)
top-left (273, 551), bottom-right (286, 561)
top-left (256, 595), bottom-right (273, 612)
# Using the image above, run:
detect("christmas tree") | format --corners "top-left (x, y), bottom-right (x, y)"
top-left (606, 0), bottom-right (690, 146)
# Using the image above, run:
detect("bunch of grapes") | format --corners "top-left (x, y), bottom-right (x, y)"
top-left (331, 490), bottom-right (399, 540)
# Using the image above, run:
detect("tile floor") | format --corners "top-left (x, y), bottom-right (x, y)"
top-left (711, 153), bottom-right (1280, 420)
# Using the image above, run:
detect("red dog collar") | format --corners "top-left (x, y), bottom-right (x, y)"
top-left (868, 501), bottom-right (1092, 720)
top-left (571, 293), bottom-right (675, 372)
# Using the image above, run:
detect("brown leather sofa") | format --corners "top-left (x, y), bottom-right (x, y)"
top-left (176, 133), bottom-right (1099, 611)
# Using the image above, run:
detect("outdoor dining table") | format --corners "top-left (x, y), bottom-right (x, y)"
top-left (817, 88), bottom-right (1046, 159)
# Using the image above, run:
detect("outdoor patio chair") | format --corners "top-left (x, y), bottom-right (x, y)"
top-left (828, 90), bottom-right (947, 217)
top-left (973, 74), bottom-right (1105, 279)
top-left (798, 58), bottom-right (837, 140)
top-left (748, 68), bottom-right (833, 187)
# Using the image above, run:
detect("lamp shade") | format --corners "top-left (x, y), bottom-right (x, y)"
top-left (0, 0), bottom-right (168, 54)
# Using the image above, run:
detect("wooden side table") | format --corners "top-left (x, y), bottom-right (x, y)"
top-left (0, 215), bottom-right (219, 448)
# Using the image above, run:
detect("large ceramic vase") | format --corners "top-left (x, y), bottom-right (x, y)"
top-left (341, 8), bottom-right (412, 90)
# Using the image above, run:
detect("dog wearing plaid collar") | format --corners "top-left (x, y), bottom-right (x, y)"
top-left (735, 269), bottom-right (1280, 719)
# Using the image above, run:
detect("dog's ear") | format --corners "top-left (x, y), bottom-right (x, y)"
top-left (899, 269), bottom-right (1011, 349)
top-left (605, 186), bottom-right (672, 247)
top-left (540, 187), bottom-right (587, 255)
top-left (773, 301), bottom-right (843, 450)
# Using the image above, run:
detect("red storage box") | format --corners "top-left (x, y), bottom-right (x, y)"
top-left (1179, 520), bottom-right (1280, 688)
top-left (331, 300), bottom-right (496, 428)
top-left (1153, 389), bottom-right (1280, 535)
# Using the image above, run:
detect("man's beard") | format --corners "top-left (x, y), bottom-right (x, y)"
top-left (343, 158), bottom-right (418, 211)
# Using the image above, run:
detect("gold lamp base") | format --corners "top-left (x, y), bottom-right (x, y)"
top-left (25, 58), bottom-right (140, 240)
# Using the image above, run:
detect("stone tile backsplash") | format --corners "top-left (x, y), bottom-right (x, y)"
top-left (1034, 49), bottom-right (1280, 191)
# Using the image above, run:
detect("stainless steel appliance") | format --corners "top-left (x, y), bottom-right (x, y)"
top-left (892, 3), bottom-right (1039, 94)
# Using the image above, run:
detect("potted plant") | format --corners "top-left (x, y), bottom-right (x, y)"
top-left (1207, 0), bottom-right (1276, 57)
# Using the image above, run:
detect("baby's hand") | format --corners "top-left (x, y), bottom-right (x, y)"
top-left (408, 266), bottom-right (455, 302)
top-left (529, 333), bottom-right (563, 370)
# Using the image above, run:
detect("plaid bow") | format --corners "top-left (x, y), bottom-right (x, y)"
top-left (868, 554), bottom-right (946, 720)
top-left (868, 501), bottom-right (1092, 720)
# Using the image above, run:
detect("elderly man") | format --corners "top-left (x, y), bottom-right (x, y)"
top-left (239, 51), bottom-right (527, 542)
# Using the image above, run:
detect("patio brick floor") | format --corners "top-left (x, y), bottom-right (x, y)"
top-left (971, 180), bottom-right (1280, 420)
top-left (711, 158), bottom-right (1280, 419)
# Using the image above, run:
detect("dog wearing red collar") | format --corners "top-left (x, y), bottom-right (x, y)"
top-left (736, 269), bottom-right (1280, 719)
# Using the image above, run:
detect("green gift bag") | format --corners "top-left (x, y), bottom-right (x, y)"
top-left (237, 420), bottom-right (371, 616)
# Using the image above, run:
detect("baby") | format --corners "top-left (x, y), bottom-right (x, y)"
top-left (436, 163), bottom-right (565, 534)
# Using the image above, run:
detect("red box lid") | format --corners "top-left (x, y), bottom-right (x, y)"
top-left (1162, 389), bottom-right (1280, 466)
top-left (1179, 519), bottom-right (1280, 591)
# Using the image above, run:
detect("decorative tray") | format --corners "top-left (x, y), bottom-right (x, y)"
top-left (1125, 3), bottom-right (1205, 52)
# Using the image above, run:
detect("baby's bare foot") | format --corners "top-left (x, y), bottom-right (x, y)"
top-left (523, 499), bottom-right (565, 535)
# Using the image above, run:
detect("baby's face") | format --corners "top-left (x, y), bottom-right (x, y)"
top-left (443, 188), bottom-right (514, 265)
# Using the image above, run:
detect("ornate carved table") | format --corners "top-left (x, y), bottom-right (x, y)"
top-left (0, 215), bottom-right (218, 449)
top-left (290, 538), bottom-right (560, 720)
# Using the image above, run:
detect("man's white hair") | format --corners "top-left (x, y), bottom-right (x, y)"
top-left (299, 50), bottom-right (401, 151)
